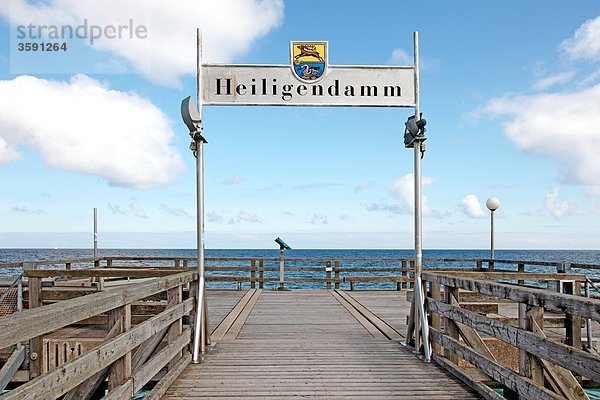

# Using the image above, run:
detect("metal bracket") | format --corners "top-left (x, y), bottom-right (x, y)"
top-left (188, 129), bottom-right (207, 158)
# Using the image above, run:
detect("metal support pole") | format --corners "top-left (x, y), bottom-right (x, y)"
top-left (17, 277), bottom-right (23, 313)
top-left (279, 249), bottom-right (285, 290)
top-left (490, 210), bottom-right (495, 260)
top-left (93, 207), bottom-right (98, 259)
top-left (585, 281), bottom-right (594, 351)
top-left (192, 29), bottom-right (207, 364)
top-left (412, 31), bottom-right (430, 363)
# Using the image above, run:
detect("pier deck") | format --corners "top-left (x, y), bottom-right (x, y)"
top-left (162, 290), bottom-right (480, 399)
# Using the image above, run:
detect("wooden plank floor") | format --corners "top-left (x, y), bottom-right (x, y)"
top-left (162, 290), bottom-right (480, 399)
top-left (344, 290), bottom-right (410, 339)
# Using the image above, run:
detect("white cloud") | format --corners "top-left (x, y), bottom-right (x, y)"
top-left (0, 0), bottom-right (284, 86)
top-left (207, 211), bottom-right (225, 223)
top-left (0, 137), bottom-right (20, 165)
top-left (310, 214), bottom-right (328, 225)
top-left (389, 48), bottom-right (412, 65)
top-left (561, 15), bottom-right (600, 61)
top-left (459, 194), bottom-right (487, 219)
top-left (580, 70), bottom-right (600, 86)
top-left (479, 84), bottom-right (600, 185)
top-left (237, 210), bottom-right (260, 223)
top-left (364, 174), bottom-right (441, 217)
top-left (12, 205), bottom-right (44, 215)
top-left (365, 202), bottom-right (404, 214)
top-left (222, 174), bottom-right (244, 185)
top-left (129, 198), bottom-right (147, 219)
top-left (388, 48), bottom-right (439, 69)
top-left (354, 180), bottom-right (373, 193)
top-left (0, 75), bottom-right (184, 188)
top-left (159, 204), bottom-right (191, 218)
top-left (544, 187), bottom-right (580, 219)
top-left (531, 71), bottom-right (575, 91)
top-left (388, 173), bottom-right (435, 215)
top-left (586, 186), bottom-right (600, 197)
top-left (107, 203), bottom-right (125, 215)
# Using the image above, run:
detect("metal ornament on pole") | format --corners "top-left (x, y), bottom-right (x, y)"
top-left (405, 31), bottom-right (431, 363)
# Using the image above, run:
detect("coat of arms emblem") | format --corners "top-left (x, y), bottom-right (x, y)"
top-left (290, 41), bottom-right (327, 83)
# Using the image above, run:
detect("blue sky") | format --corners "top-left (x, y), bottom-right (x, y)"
top-left (1, 0), bottom-right (600, 249)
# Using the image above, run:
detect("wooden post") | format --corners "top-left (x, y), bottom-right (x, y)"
top-left (175, 259), bottom-right (181, 268)
top-left (183, 259), bottom-right (189, 268)
top-left (167, 285), bottom-right (183, 370)
top-left (250, 260), bottom-right (256, 289)
top-left (564, 281), bottom-right (583, 349)
top-left (202, 294), bottom-right (211, 346)
top-left (409, 260), bottom-right (415, 289)
top-left (445, 286), bottom-right (460, 364)
top-left (26, 266), bottom-right (43, 379)
top-left (476, 260), bottom-right (483, 270)
top-left (401, 260), bottom-right (408, 289)
top-left (528, 306), bottom-right (544, 385)
top-left (65, 262), bottom-right (72, 270)
top-left (517, 263), bottom-right (525, 285)
top-left (406, 295), bottom-right (415, 345)
top-left (189, 280), bottom-right (198, 352)
top-left (107, 304), bottom-right (131, 390)
top-left (326, 261), bottom-right (332, 289)
top-left (334, 261), bottom-right (340, 290)
top-left (259, 260), bottom-right (264, 289)
top-left (518, 303), bottom-right (527, 377)
top-left (106, 259), bottom-right (113, 268)
top-left (488, 260), bottom-right (494, 270)
top-left (430, 282), bottom-right (442, 355)
top-left (519, 304), bottom-right (544, 385)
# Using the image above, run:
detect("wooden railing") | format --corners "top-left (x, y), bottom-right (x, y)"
top-left (2, 256), bottom-right (600, 291)
top-left (416, 270), bottom-right (599, 400)
top-left (0, 266), bottom-right (198, 400)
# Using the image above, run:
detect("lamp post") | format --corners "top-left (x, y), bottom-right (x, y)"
top-left (181, 30), bottom-right (207, 363)
top-left (403, 31), bottom-right (430, 363)
top-left (486, 197), bottom-right (500, 260)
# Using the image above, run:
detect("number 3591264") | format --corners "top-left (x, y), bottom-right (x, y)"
top-left (17, 42), bottom-right (67, 52)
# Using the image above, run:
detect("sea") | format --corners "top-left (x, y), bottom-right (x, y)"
top-left (1, 248), bottom-right (600, 290)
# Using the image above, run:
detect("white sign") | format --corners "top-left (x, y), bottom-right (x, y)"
top-left (201, 64), bottom-right (415, 107)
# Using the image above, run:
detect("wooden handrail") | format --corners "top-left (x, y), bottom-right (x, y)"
top-left (423, 272), bottom-right (600, 322)
top-left (0, 271), bottom-right (196, 349)
top-left (421, 271), bottom-right (600, 400)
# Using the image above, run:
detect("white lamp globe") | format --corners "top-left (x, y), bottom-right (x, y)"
top-left (486, 197), bottom-right (501, 212)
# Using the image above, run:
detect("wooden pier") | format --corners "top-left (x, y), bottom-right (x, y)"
top-left (0, 256), bottom-right (600, 399)
top-left (163, 289), bottom-right (478, 399)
